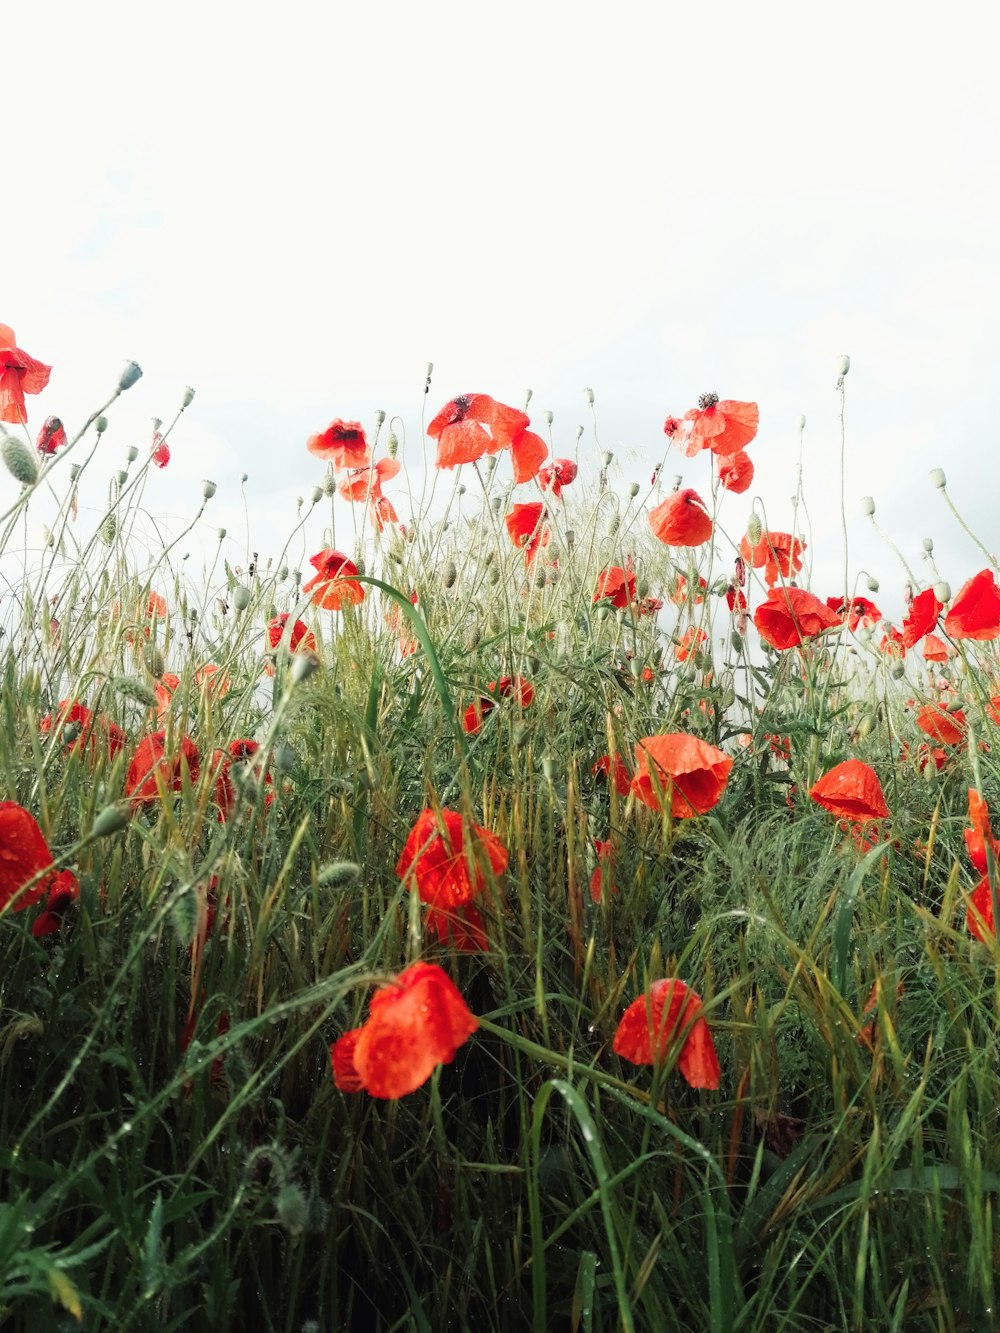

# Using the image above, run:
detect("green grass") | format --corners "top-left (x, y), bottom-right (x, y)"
top-left (1, 374), bottom-right (999, 1332)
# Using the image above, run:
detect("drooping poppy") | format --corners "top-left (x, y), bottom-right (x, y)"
top-left (264, 614), bottom-right (318, 676)
top-left (0, 803), bottom-right (58, 913)
top-left (334, 961), bottom-right (479, 1099)
top-left (612, 978), bottom-right (721, 1089)
top-left (0, 323), bottom-right (52, 424)
top-left (675, 626), bottom-right (708, 663)
top-left (754, 587), bottom-right (841, 650)
top-left (825, 596), bottom-right (882, 632)
top-left (589, 839), bottom-right (617, 904)
top-left (125, 731), bottom-right (200, 806)
top-left (592, 752), bottom-right (632, 798)
top-left (505, 502), bottom-right (549, 567)
top-left (425, 902), bottom-right (490, 952)
top-left (463, 699), bottom-right (495, 735)
top-left (944, 569), bottom-right (1000, 641)
top-left (429, 394), bottom-right (530, 469)
top-left (510, 429), bottom-right (548, 484)
top-left (718, 450), bottom-right (754, 494)
top-left (915, 702), bottom-right (966, 747)
top-left (631, 733), bottom-right (732, 819)
top-left (31, 868), bottom-right (80, 939)
top-left (396, 808), bottom-right (509, 911)
top-left (965, 788), bottom-right (1000, 876)
top-left (648, 488), bottom-right (712, 547)
top-left (593, 564), bottom-right (636, 609)
top-left (967, 875), bottom-right (997, 943)
top-left (921, 633), bottom-right (951, 662)
top-left (809, 759), bottom-right (889, 822)
top-left (35, 416), bottom-right (66, 455)
top-left (740, 531), bottom-right (805, 587)
top-left (151, 432), bottom-right (170, 468)
top-left (306, 419), bottom-right (371, 471)
top-left (636, 595), bottom-right (664, 616)
top-left (39, 699), bottom-right (126, 759)
top-left (538, 458), bottom-right (578, 498)
top-left (302, 549), bottom-right (365, 610)
top-left (682, 394), bottom-right (759, 458)
top-left (879, 626), bottom-right (906, 658)
top-left (901, 587), bottom-right (942, 649)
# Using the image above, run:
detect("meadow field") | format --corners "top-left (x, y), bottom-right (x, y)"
top-left (2, 332), bottom-right (1000, 1331)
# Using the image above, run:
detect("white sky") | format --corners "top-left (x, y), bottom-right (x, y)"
top-left (4, 1), bottom-right (999, 622)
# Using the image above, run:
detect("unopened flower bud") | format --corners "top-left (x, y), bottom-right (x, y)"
top-left (601, 450), bottom-right (613, 467)
top-left (543, 411), bottom-right (554, 425)
top-left (182, 386), bottom-right (196, 408)
top-left (890, 661), bottom-right (906, 679)
top-left (95, 416), bottom-right (108, 434)
top-left (311, 486), bottom-right (323, 505)
top-left (524, 388), bottom-right (533, 406)
top-left (575, 425), bottom-right (584, 441)
top-left (860, 496), bottom-right (875, 516)
top-left (628, 482), bottom-right (640, 498)
top-left (922, 537), bottom-right (934, 553)
top-left (929, 468), bottom-right (947, 489)
top-left (232, 584), bottom-right (251, 612)
top-left (202, 480), bottom-right (217, 500)
top-left (374, 409), bottom-right (385, 426)
top-left (92, 803), bottom-right (131, 838)
top-left (837, 354), bottom-right (851, 378)
top-left (274, 743), bottom-right (296, 772)
top-left (118, 361), bottom-right (143, 391)
top-left (70, 464), bottom-right (82, 481)
top-left (240, 471), bottom-right (248, 482)
top-left (867, 576), bottom-right (879, 593)
top-left (797, 415), bottom-right (806, 430)
top-left (116, 470), bottom-right (128, 486)
top-left (126, 445), bottom-right (139, 463)
top-left (934, 581), bottom-right (951, 603)
top-left (746, 514), bottom-right (763, 545)
top-left (2, 436), bottom-right (38, 486)
top-left (583, 388), bottom-right (595, 405)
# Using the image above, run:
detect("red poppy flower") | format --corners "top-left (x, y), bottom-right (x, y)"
top-left (36, 416), bottom-right (66, 455)
top-left (921, 633), bottom-right (951, 662)
top-left (594, 564), bottom-right (636, 609)
top-left (0, 803), bottom-right (58, 913)
top-left (510, 429), bottom-right (548, 484)
top-left (425, 902), bottom-right (490, 952)
top-left (334, 961), bottom-right (479, 1099)
top-left (125, 731), bottom-right (200, 806)
top-left (154, 673), bottom-right (180, 719)
top-left (754, 587), bottom-right (841, 650)
top-left (648, 489), bottom-right (712, 547)
top-left (226, 738), bottom-right (275, 809)
top-left (944, 570), bottom-right (1000, 641)
top-left (740, 531), bottom-right (805, 587)
top-left (429, 394), bottom-right (530, 469)
top-left (337, 456), bottom-right (401, 504)
top-left (612, 978), bottom-right (720, 1089)
top-left (151, 432), bottom-right (170, 468)
top-left (589, 839), bottom-right (617, 904)
top-left (209, 750), bottom-right (236, 822)
top-left (31, 868), bottom-right (80, 939)
top-left (809, 759), bottom-right (888, 822)
top-left (636, 596), bottom-right (664, 616)
top-left (675, 626), bottom-right (708, 663)
top-left (825, 596), bottom-right (882, 632)
top-left (765, 734), bottom-right (791, 763)
top-left (682, 394), bottom-right (759, 458)
top-left (463, 699), bottom-right (495, 735)
top-left (901, 587), bottom-right (942, 649)
top-left (592, 753), bottom-right (632, 798)
top-left (879, 626), bottom-right (906, 658)
top-left (396, 808), bottom-right (508, 910)
top-left (967, 875), bottom-right (997, 943)
top-left (306, 419), bottom-right (371, 471)
top-left (302, 549), bottom-right (365, 610)
top-left (195, 663), bottom-right (231, 699)
top-left (668, 573), bottom-right (707, 606)
top-left (631, 733), bottom-right (732, 818)
top-left (505, 502), bottom-right (549, 567)
top-left (39, 700), bottom-right (126, 759)
top-left (264, 614), bottom-right (317, 675)
top-left (915, 703), bottom-right (966, 746)
top-left (538, 458), bottom-right (579, 498)
top-left (965, 788), bottom-right (1000, 875)
top-left (0, 323), bottom-right (52, 424)
top-left (718, 450), bottom-right (754, 494)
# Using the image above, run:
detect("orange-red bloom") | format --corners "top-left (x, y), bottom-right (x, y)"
top-left (331, 961), bottom-right (478, 1099)
top-left (396, 808), bottom-right (508, 910)
top-left (825, 596), bottom-right (882, 632)
top-left (594, 564), bottom-right (636, 608)
top-left (718, 450), bottom-right (754, 494)
top-left (0, 803), bottom-right (60, 913)
top-left (306, 419), bottom-right (370, 471)
top-left (589, 838), bottom-right (617, 904)
top-left (126, 731), bottom-right (200, 806)
top-left (613, 978), bottom-right (720, 1089)
top-left (915, 702), bottom-right (966, 746)
top-left (31, 869), bottom-right (80, 939)
top-left (151, 431), bottom-right (170, 468)
top-left (510, 429), bottom-right (548, 484)
top-left (429, 394), bottom-right (530, 469)
top-left (965, 788), bottom-right (1000, 876)
top-left (682, 395), bottom-right (758, 458)
top-left (668, 573), bottom-right (707, 606)
top-left (740, 531), bottom-right (805, 587)
top-left (302, 549), bottom-right (365, 610)
top-left (0, 323), bottom-right (52, 424)
top-left (538, 458), bottom-right (578, 498)
top-left (921, 633), bottom-right (951, 662)
top-left (754, 587), bottom-right (840, 650)
top-left (809, 759), bottom-right (888, 822)
top-left (648, 489), bottom-right (712, 547)
top-left (264, 614), bottom-right (317, 676)
top-left (36, 416), bottom-right (66, 455)
top-left (505, 502), bottom-right (549, 567)
top-left (944, 569), bottom-right (1000, 641)
top-left (675, 626), bottom-right (708, 663)
top-left (631, 733), bottom-right (732, 818)
top-left (901, 587), bottom-right (942, 649)
top-left (592, 753), bottom-right (632, 798)
top-left (39, 699), bottom-right (126, 758)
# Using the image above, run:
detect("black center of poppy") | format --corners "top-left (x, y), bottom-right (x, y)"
top-left (332, 426), bottom-right (362, 443)
top-left (698, 392), bottom-right (720, 410)
top-left (449, 394), bottom-right (473, 424)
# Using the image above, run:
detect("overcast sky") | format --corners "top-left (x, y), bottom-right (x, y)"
top-left (4, 1), bottom-right (999, 622)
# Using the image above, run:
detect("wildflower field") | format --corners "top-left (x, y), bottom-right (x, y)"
top-left (3, 324), bottom-right (1000, 1332)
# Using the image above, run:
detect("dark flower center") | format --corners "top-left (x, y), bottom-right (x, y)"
top-left (448, 394), bottom-right (473, 424)
top-left (332, 426), bottom-right (362, 444)
top-left (698, 392), bottom-right (720, 410)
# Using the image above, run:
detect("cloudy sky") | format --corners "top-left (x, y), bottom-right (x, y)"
top-left (4, 1), bottom-right (999, 618)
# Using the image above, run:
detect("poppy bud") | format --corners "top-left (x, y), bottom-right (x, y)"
top-left (118, 361), bottom-right (143, 391)
top-left (860, 497), bottom-right (875, 516)
top-left (731, 632), bottom-right (744, 654)
top-left (484, 456), bottom-right (497, 474)
top-left (524, 388), bottom-right (533, 406)
top-left (543, 411), bottom-right (554, 425)
top-left (797, 415), bottom-right (806, 430)
top-left (837, 355), bottom-right (851, 377)
top-left (232, 584), bottom-right (251, 612)
top-left (92, 802), bottom-right (131, 837)
top-left (607, 514), bottom-right (619, 535)
top-left (276, 1183), bottom-right (309, 1237)
top-left (116, 470), bottom-right (128, 486)
top-left (126, 445), bottom-right (139, 463)
top-left (629, 657), bottom-right (643, 679)
top-left (240, 471), bottom-right (248, 482)
top-left (202, 480), bottom-right (217, 499)
top-left (856, 713), bottom-right (875, 739)
top-left (628, 482), bottom-right (640, 498)
top-left (311, 487), bottom-right (323, 504)
top-left (922, 537), bottom-right (934, 553)
top-left (535, 568), bottom-right (547, 588)
top-left (601, 451), bottom-right (613, 467)
top-left (322, 472), bottom-right (336, 496)
top-left (441, 560), bottom-right (457, 589)
top-left (867, 576), bottom-right (879, 593)
top-left (100, 514), bottom-right (117, 545)
top-left (929, 468), bottom-right (947, 489)
top-left (457, 484), bottom-right (466, 496)
top-left (182, 386), bottom-right (195, 408)
top-left (374, 409), bottom-right (385, 426)
top-left (542, 755), bottom-right (557, 781)
top-left (890, 661), bottom-right (906, 679)
top-left (144, 645), bottom-right (165, 676)
top-left (2, 436), bottom-right (38, 486)
top-left (425, 362), bottom-right (434, 378)
top-left (584, 388), bottom-right (595, 405)
top-left (95, 416), bottom-right (109, 434)
top-left (387, 432), bottom-right (399, 458)
top-left (934, 581), bottom-right (951, 603)
top-left (274, 743), bottom-right (296, 772)
top-left (746, 514), bottom-right (763, 545)
top-left (576, 425), bottom-right (584, 441)
top-left (671, 475), bottom-right (682, 491)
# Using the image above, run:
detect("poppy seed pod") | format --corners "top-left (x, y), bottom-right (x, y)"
top-left (601, 451), bottom-right (614, 467)
top-left (576, 425), bottom-right (584, 441)
top-left (116, 470), bottom-right (128, 486)
top-left (584, 388), bottom-right (595, 404)
top-left (457, 484), bottom-right (466, 496)
top-left (929, 468), bottom-right (947, 489)
top-left (386, 432), bottom-right (399, 458)
top-left (126, 445), bottom-right (139, 462)
top-left (922, 538), bottom-right (934, 553)
top-left (860, 496), bottom-right (875, 516)
top-left (797, 415), bottom-right (806, 430)
top-left (95, 416), bottom-right (109, 434)
top-left (2, 436), bottom-right (38, 486)
top-left (374, 409), bottom-right (385, 426)
top-left (182, 386), bottom-right (195, 407)
top-left (934, 581), bottom-right (951, 603)
top-left (867, 576), bottom-right (880, 593)
top-left (202, 480), bottom-right (217, 499)
top-left (628, 482), bottom-right (640, 498)
top-left (118, 361), bottom-right (143, 391)
top-left (543, 411), bottom-right (554, 425)
top-left (746, 514), bottom-right (763, 546)
top-left (425, 362), bottom-right (434, 378)
top-left (838, 355), bottom-right (851, 377)
top-left (524, 389), bottom-right (533, 406)
top-left (232, 584), bottom-right (251, 612)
